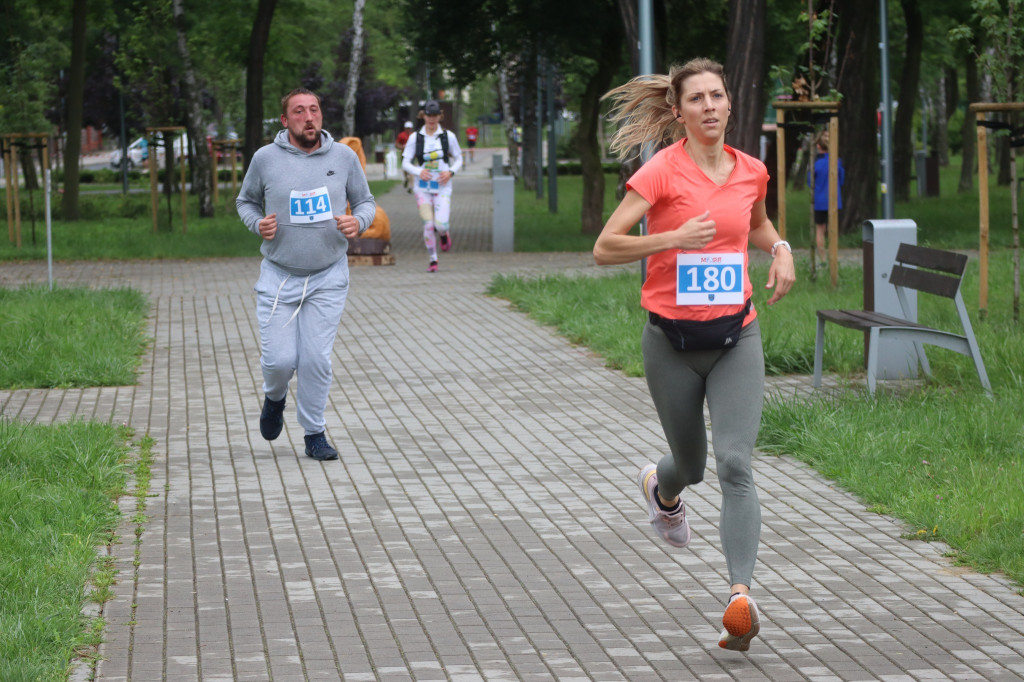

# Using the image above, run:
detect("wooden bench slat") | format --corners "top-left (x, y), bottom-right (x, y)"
top-left (817, 308), bottom-right (931, 331)
top-left (895, 243), bottom-right (967, 276)
top-left (890, 264), bottom-right (961, 298)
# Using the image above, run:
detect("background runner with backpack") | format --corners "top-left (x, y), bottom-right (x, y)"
top-left (401, 100), bottom-right (463, 272)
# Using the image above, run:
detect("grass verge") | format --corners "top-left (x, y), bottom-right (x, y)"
top-left (0, 419), bottom-right (135, 681)
top-left (0, 286), bottom-right (150, 390)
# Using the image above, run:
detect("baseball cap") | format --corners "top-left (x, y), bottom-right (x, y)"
top-left (404, 121), bottom-right (413, 128)
top-left (424, 100), bottom-right (441, 116)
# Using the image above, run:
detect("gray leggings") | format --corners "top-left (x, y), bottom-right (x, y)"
top-left (642, 318), bottom-right (764, 587)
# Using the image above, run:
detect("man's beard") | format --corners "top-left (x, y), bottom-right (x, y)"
top-left (296, 127), bottom-right (321, 149)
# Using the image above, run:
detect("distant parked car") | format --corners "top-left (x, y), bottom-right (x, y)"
top-left (110, 133), bottom-right (189, 170)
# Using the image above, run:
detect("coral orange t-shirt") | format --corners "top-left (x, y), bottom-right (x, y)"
top-left (626, 139), bottom-right (768, 324)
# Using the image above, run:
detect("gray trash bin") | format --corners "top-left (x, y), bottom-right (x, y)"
top-left (862, 219), bottom-right (919, 379)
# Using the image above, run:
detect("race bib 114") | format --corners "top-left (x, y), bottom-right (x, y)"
top-left (289, 186), bottom-right (333, 224)
top-left (676, 252), bottom-right (744, 305)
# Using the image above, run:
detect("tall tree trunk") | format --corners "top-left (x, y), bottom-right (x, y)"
top-left (937, 66), bottom-right (958, 167)
top-left (522, 51), bottom-right (539, 192)
top-left (958, 50), bottom-right (979, 193)
top-left (835, 0), bottom-right (878, 234)
top-left (343, 0), bottom-right (365, 138)
top-left (243, 0), bottom-right (278, 170)
top-left (892, 0), bottom-right (922, 202)
top-left (498, 56), bottom-right (519, 178)
top-left (579, 19), bottom-right (623, 234)
top-left (172, 0), bottom-right (214, 217)
top-left (62, 0), bottom-right (88, 221)
top-left (724, 0), bottom-right (766, 157)
top-left (616, 0), bottom-right (639, 75)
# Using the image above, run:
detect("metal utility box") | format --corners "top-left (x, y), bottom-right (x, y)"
top-left (862, 219), bottom-right (919, 379)
top-left (492, 175), bottom-right (514, 252)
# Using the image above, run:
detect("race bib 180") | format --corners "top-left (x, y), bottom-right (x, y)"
top-left (676, 252), bottom-right (744, 305)
top-left (289, 186), bottom-right (333, 224)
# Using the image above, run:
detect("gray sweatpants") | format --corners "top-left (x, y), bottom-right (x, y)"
top-left (642, 318), bottom-right (764, 587)
top-left (255, 258), bottom-right (350, 436)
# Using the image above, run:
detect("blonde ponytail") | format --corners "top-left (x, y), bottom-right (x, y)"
top-left (602, 74), bottom-right (679, 161)
top-left (602, 58), bottom-right (731, 161)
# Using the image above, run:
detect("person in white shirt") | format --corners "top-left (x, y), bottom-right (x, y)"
top-left (401, 100), bottom-right (463, 272)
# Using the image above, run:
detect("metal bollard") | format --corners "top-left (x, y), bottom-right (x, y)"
top-left (492, 175), bottom-right (514, 252)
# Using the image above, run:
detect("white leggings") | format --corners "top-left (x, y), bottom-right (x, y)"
top-left (642, 318), bottom-right (765, 587)
top-left (414, 187), bottom-right (452, 262)
top-left (255, 259), bottom-right (349, 436)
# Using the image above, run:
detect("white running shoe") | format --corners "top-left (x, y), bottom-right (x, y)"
top-left (719, 594), bottom-right (761, 651)
top-left (638, 463), bottom-right (691, 548)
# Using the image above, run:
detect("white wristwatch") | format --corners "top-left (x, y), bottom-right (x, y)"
top-left (771, 240), bottom-right (792, 257)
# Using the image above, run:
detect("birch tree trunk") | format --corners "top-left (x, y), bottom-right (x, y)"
top-left (343, 0), bottom-right (366, 139)
top-left (172, 0), bottom-right (214, 217)
top-left (498, 57), bottom-right (519, 179)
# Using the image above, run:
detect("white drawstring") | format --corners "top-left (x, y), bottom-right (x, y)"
top-left (269, 274), bottom-right (289, 320)
top-left (269, 273), bottom-right (311, 327)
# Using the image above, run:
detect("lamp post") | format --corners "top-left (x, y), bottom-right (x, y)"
top-left (638, 0), bottom-right (654, 280)
top-left (879, 0), bottom-right (895, 218)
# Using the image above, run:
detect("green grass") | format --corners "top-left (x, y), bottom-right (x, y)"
top-left (0, 179), bottom-right (398, 262)
top-left (0, 286), bottom-right (150, 389)
top-left (0, 419), bottom-right (133, 681)
top-left (513, 174), bottom-right (624, 251)
top-left (489, 249), bottom-right (1024, 588)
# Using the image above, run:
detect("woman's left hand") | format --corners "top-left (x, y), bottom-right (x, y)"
top-left (765, 249), bottom-right (795, 305)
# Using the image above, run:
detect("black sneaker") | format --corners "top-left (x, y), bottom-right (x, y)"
top-left (304, 432), bottom-right (338, 461)
top-left (259, 396), bottom-right (286, 441)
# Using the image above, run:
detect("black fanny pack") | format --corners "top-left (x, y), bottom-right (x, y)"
top-left (649, 299), bottom-right (751, 351)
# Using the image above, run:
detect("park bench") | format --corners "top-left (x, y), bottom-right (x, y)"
top-left (812, 243), bottom-right (992, 396)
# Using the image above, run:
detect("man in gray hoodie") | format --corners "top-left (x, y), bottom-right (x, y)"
top-left (237, 88), bottom-right (376, 461)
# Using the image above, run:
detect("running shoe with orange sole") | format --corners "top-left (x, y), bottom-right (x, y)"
top-left (719, 594), bottom-right (760, 651)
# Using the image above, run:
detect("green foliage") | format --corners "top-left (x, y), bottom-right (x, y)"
top-left (770, 7), bottom-right (842, 101)
top-left (949, 0), bottom-right (1024, 102)
top-left (0, 419), bottom-right (132, 681)
top-left (0, 0), bottom-right (70, 132)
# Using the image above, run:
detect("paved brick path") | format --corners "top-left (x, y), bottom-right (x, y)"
top-left (2, 155), bottom-right (1023, 680)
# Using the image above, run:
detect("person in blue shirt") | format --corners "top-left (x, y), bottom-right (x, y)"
top-left (808, 131), bottom-right (844, 262)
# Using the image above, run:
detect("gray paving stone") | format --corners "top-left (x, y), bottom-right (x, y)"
top-left (3, 155), bottom-right (1023, 679)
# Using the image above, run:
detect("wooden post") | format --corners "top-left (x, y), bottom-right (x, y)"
top-left (180, 139), bottom-right (187, 234)
top-left (969, 102), bottom-right (1024, 316)
top-left (3, 139), bottom-right (13, 244)
top-left (976, 110), bottom-right (989, 316)
top-left (775, 108), bottom-right (787, 239)
top-left (230, 141), bottom-right (238, 198)
top-left (11, 142), bottom-right (21, 248)
top-left (828, 114), bottom-right (839, 287)
top-left (41, 136), bottom-right (49, 197)
top-left (211, 141), bottom-right (219, 205)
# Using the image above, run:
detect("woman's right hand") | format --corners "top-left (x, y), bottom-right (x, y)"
top-left (670, 210), bottom-right (716, 250)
